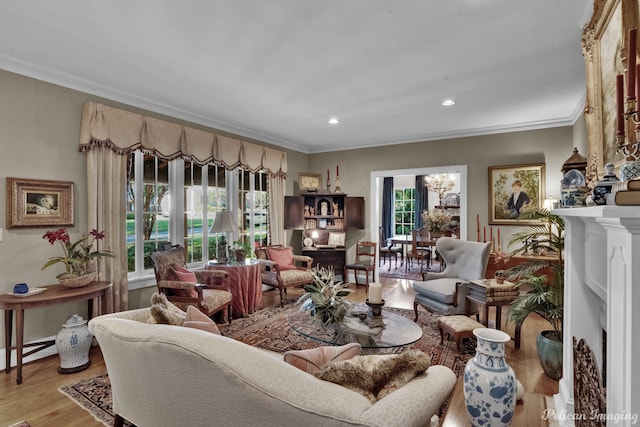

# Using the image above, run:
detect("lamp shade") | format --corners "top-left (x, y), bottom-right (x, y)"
top-left (210, 212), bottom-right (239, 233)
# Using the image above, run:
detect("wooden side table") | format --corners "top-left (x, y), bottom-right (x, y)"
top-left (466, 278), bottom-right (521, 349)
top-left (0, 281), bottom-right (112, 384)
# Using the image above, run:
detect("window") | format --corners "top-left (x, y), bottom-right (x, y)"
top-left (127, 150), bottom-right (269, 279)
top-left (394, 187), bottom-right (415, 236)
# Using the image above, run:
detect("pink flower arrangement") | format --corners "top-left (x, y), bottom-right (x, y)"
top-left (42, 228), bottom-right (113, 279)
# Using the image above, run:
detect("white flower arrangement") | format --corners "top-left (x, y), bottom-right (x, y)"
top-left (421, 208), bottom-right (452, 231)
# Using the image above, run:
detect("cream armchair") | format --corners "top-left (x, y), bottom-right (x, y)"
top-left (89, 307), bottom-right (457, 427)
top-left (255, 245), bottom-right (314, 305)
top-left (413, 238), bottom-right (491, 318)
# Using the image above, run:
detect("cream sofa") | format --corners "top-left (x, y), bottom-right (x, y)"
top-left (89, 308), bottom-right (457, 427)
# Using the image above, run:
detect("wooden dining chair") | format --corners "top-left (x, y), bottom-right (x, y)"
top-left (344, 241), bottom-right (377, 288)
top-left (406, 228), bottom-right (431, 273)
top-left (378, 226), bottom-right (403, 270)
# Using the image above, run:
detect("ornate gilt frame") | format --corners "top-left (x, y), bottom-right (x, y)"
top-left (6, 177), bottom-right (75, 228)
top-left (582, 0), bottom-right (639, 181)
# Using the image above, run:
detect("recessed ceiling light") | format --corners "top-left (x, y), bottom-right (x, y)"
top-left (328, 118), bottom-right (340, 125)
top-left (441, 99), bottom-right (456, 107)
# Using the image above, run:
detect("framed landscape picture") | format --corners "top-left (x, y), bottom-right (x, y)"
top-left (6, 177), bottom-right (74, 228)
top-left (488, 164), bottom-right (545, 225)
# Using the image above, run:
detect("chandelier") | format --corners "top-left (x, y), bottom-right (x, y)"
top-left (425, 174), bottom-right (455, 205)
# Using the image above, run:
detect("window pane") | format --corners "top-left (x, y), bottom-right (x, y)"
top-left (184, 162), bottom-right (204, 264)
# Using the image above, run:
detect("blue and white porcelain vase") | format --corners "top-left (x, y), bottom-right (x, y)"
top-left (463, 328), bottom-right (516, 426)
top-left (56, 314), bottom-right (93, 374)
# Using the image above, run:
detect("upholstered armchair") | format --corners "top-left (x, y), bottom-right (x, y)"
top-left (255, 245), bottom-right (314, 305)
top-left (413, 238), bottom-right (491, 319)
top-left (151, 246), bottom-right (233, 322)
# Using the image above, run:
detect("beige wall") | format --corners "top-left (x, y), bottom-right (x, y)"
top-left (0, 67), bottom-right (586, 361)
top-left (308, 120), bottom-right (587, 258)
top-left (0, 69), bottom-right (310, 353)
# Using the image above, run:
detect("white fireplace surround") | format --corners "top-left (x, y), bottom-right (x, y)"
top-left (555, 206), bottom-right (640, 426)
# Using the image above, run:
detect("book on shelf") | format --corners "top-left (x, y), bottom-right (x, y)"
top-left (611, 178), bottom-right (640, 193)
top-left (613, 190), bottom-right (640, 205)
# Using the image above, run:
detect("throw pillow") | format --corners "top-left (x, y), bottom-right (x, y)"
top-left (284, 343), bottom-right (361, 374)
top-left (169, 265), bottom-right (198, 298)
top-left (148, 292), bottom-right (186, 326)
top-left (183, 305), bottom-right (220, 335)
top-left (314, 349), bottom-right (431, 403)
top-left (266, 247), bottom-right (296, 270)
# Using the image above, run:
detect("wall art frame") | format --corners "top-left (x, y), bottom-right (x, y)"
top-left (582, 0), bottom-right (639, 180)
top-left (6, 177), bottom-right (75, 228)
top-left (298, 172), bottom-right (323, 192)
top-left (488, 163), bottom-right (545, 225)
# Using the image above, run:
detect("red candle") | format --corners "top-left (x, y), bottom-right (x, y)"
top-left (497, 228), bottom-right (501, 252)
top-left (490, 227), bottom-right (493, 247)
top-left (618, 74), bottom-right (625, 135)
top-left (628, 28), bottom-right (637, 100)
top-left (336, 165), bottom-right (339, 177)
top-left (476, 214), bottom-right (480, 242)
top-left (483, 226), bottom-right (486, 242)
top-left (327, 169), bottom-right (330, 180)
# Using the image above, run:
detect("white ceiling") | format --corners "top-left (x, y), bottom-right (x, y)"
top-left (0, 1), bottom-right (592, 154)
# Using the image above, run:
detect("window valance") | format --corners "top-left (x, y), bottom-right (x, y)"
top-left (78, 102), bottom-right (287, 177)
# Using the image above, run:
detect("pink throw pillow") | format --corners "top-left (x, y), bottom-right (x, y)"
top-left (266, 247), bottom-right (296, 271)
top-left (284, 343), bottom-right (361, 374)
top-left (183, 305), bottom-right (220, 335)
top-left (170, 266), bottom-right (198, 298)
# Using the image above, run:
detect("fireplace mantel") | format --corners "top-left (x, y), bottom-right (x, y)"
top-left (555, 206), bottom-right (640, 426)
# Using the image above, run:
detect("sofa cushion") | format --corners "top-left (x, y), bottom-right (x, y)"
top-left (148, 292), bottom-right (186, 325)
top-left (183, 305), bottom-right (220, 335)
top-left (412, 278), bottom-right (462, 304)
top-left (314, 349), bottom-right (431, 403)
top-left (266, 246), bottom-right (297, 270)
top-left (284, 343), bottom-right (361, 374)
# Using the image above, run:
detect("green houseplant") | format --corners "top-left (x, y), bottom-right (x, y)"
top-left (504, 208), bottom-right (564, 380)
top-left (297, 266), bottom-right (352, 325)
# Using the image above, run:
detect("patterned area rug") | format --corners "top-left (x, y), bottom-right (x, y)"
top-left (60, 304), bottom-right (474, 425)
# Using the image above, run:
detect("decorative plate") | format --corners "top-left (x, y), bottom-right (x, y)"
top-left (303, 237), bottom-right (314, 247)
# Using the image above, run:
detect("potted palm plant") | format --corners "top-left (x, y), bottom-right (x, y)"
top-left (505, 208), bottom-right (564, 380)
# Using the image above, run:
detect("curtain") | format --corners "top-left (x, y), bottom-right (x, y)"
top-left (79, 102), bottom-right (288, 311)
top-left (415, 175), bottom-right (429, 229)
top-left (86, 147), bottom-right (128, 312)
top-left (268, 173), bottom-right (286, 245)
top-left (381, 177), bottom-right (394, 239)
top-left (78, 102), bottom-right (288, 175)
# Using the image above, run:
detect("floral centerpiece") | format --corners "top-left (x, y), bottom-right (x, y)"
top-left (421, 208), bottom-right (452, 232)
top-left (42, 228), bottom-right (114, 285)
top-left (297, 266), bottom-right (352, 325)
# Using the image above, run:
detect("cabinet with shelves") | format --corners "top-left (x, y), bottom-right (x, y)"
top-left (284, 192), bottom-right (364, 248)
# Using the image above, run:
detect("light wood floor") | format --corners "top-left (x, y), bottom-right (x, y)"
top-left (1, 277), bottom-right (558, 426)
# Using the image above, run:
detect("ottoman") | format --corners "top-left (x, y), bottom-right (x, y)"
top-left (437, 315), bottom-right (484, 350)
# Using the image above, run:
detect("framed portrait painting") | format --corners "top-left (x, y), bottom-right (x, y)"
top-left (582, 0), bottom-right (639, 178)
top-left (488, 164), bottom-right (545, 225)
top-left (6, 177), bottom-right (74, 228)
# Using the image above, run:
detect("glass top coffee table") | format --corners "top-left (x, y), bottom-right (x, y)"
top-left (288, 303), bottom-right (423, 350)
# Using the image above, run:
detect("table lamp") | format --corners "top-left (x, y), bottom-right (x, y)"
top-left (210, 211), bottom-right (238, 262)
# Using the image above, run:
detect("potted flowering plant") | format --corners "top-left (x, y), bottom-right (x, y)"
top-left (421, 208), bottom-right (452, 237)
top-left (297, 266), bottom-right (352, 325)
top-left (42, 228), bottom-right (114, 287)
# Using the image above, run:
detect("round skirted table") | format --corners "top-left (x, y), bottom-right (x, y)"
top-left (206, 260), bottom-right (262, 317)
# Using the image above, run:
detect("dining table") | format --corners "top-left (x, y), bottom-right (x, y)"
top-left (389, 234), bottom-right (439, 272)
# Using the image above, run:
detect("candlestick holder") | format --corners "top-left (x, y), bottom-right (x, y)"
top-left (365, 299), bottom-right (385, 328)
top-left (334, 176), bottom-right (342, 193)
top-left (326, 177), bottom-right (331, 192)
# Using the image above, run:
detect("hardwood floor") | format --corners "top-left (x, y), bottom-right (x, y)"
top-left (1, 277), bottom-right (558, 426)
